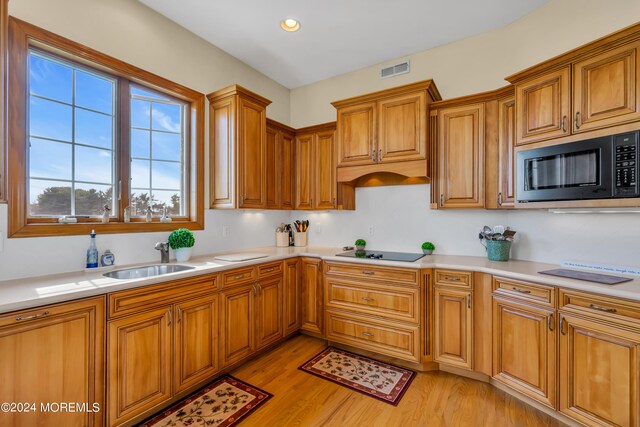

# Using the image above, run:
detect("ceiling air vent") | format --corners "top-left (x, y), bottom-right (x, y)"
top-left (380, 61), bottom-right (410, 79)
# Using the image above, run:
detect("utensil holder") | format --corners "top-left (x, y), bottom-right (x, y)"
top-left (294, 231), bottom-right (308, 247)
top-left (276, 232), bottom-right (289, 247)
top-left (486, 240), bottom-right (512, 262)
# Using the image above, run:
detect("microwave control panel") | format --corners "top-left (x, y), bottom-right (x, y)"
top-left (614, 132), bottom-right (638, 197)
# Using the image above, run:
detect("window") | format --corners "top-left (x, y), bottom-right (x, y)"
top-left (8, 18), bottom-right (204, 237)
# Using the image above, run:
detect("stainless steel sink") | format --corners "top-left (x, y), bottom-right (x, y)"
top-left (103, 264), bottom-right (195, 280)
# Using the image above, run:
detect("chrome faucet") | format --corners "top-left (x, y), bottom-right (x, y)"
top-left (154, 242), bottom-right (170, 264)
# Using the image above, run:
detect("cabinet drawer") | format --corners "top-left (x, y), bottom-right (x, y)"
top-left (324, 261), bottom-right (419, 286)
top-left (559, 289), bottom-right (640, 328)
top-left (108, 275), bottom-right (217, 319)
top-left (325, 278), bottom-right (419, 323)
top-left (493, 276), bottom-right (555, 308)
top-left (221, 267), bottom-right (256, 288)
top-left (257, 261), bottom-right (283, 278)
top-left (325, 310), bottom-right (420, 362)
top-left (434, 269), bottom-right (473, 288)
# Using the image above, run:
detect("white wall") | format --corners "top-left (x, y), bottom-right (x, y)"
top-left (0, 0), bottom-right (292, 281)
top-left (288, 0), bottom-right (640, 269)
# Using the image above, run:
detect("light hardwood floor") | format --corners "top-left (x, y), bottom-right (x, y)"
top-left (230, 335), bottom-right (564, 427)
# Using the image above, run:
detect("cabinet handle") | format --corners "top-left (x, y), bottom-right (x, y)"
top-left (240, 195), bottom-right (244, 205)
top-left (362, 297), bottom-right (375, 302)
top-left (548, 313), bottom-right (553, 331)
top-left (253, 284), bottom-right (257, 296)
top-left (177, 306), bottom-right (182, 323)
top-left (445, 276), bottom-right (461, 281)
top-left (560, 316), bottom-right (566, 335)
top-left (467, 295), bottom-right (471, 309)
top-left (264, 268), bottom-right (275, 273)
top-left (234, 274), bottom-right (245, 280)
top-left (561, 115), bottom-right (567, 133)
top-left (511, 287), bottom-right (531, 294)
top-left (15, 311), bottom-right (49, 321)
top-left (362, 271), bottom-right (375, 275)
top-left (574, 112), bottom-right (581, 130)
top-left (362, 332), bottom-right (374, 337)
top-left (588, 303), bottom-right (617, 313)
top-left (259, 284), bottom-right (263, 296)
top-left (378, 149), bottom-right (382, 162)
top-left (440, 194), bottom-right (444, 206)
top-left (497, 192), bottom-right (503, 207)
top-left (371, 148), bottom-right (376, 162)
top-left (167, 309), bottom-right (172, 326)
top-left (332, 197), bottom-right (336, 205)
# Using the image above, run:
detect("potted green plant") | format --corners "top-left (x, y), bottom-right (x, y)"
top-left (421, 241), bottom-right (435, 255)
top-left (355, 239), bottom-right (366, 251)
top-left (168, 228), bottom-right (195, 262)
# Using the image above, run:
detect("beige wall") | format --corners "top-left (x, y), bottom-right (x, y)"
top-left (290, 0), bottom-right (640, 127)
top-left (9, 0), bottom-right (291, 123)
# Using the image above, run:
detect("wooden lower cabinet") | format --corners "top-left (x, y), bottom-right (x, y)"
top-left (559, 313), bottom-right (640, 427)
top-left (283, 258), bottom-right (301, 336)
top-left (174, 295), bottom-right (219, 394)
top-left (301, 257), bottom-right (323, 335)
top-left (255, 276), bottom-right (284, 350)
top-left (0, 297), bottom-right (104, 427)
top-left (220, 284), bottom-right (255, 368)
top-left (108, 306), bottom-right (172, 426)
top-left (492, 297), bottom-right (556, 408)
top-left (434, 287), bottom-right (473, 369)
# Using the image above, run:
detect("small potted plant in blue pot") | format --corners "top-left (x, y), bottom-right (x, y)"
top-left (168, 228), bottom-right (195, 262)
top-left (421, 241), bottom-right (435, 255)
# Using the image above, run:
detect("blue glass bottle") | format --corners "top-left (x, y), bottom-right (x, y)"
top-left (86, 229), bottom-right (99, 268)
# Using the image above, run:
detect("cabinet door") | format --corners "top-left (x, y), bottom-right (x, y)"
top-left (280, 131), bottom-right (295, 209)
top-left (210, 97), bottom-right (236, 208)
top-left (493, 298), bottom-right (556, 408)
top-left (515, 67), bottom-right (570, 145)
top-left (108, 306), bottom-right (172, 426)
top-left (437, 103), bottom-right (485, 208)
top-left (220, 285), bottom-right (255, 368)
top-left (301, 258), bottom-right (323, 335)
top-left (434, 287), bottom-right (472, 369)
top-left (315, 130), bottom-right (336, 209)
top-left (497, 96), bottom-right (516, 208)
top-left (0, 298), bottom-right (104, 427)
top-left (573, 42), bottom-right (640, 133)
top-left (255, 276), bottom-right (284, 350)
top-left (174, 295), bottom-right (219, 394)
top-left (238, 97), bottom-right (266, 208)
top-left (378, 90), bottom-right (427, 163)
top-left (559, 314), bottom-right (640, 427)
top-left (336, 102), bottom-right (376, 166)
top-left (295, 133), bottom-right (314, 210)
top-left (265, 125), bottom-right (280, 209)
top-left (283, 258), bottom-right (301, 336)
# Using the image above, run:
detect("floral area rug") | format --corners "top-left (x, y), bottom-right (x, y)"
top-left (139, 375), bottom-right (272, 427)
top-left (299, 347), bottom-right (415, 406)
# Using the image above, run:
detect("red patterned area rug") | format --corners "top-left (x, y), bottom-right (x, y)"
top-left (138, 375), bottom-right (272, 427)
top-left (299, 347), bottom-right (416, 406)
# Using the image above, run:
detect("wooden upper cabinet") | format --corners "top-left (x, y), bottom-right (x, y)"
top-left (572, 42), bottom-right (640, 133)
top-left (280, 130), bottom-right (296, 209)
top-left (515, 67), bottom-right (571, 145)
top-left (437, 103), bottom-right (485, 208)
top-left (498, 96), bottom-right (516, 207)
top-left (295, 132), bottom-right (315, 210)
top-left (207, 85), bottom-right (271, 209)
top-left (0, 297), bottom-right (104, 427)
top-left (315, 130), bottom-right (337, 209)
top-left (265, 125), bottom-right (279, 209)
top-left (378, 90), bottom-right (427, 163)
top-left (493, 297), bottom-right (556, 409)
top-left (559, 313), bottom-right (640, 427)
top-left (336, 102), bottom-right (376, 166)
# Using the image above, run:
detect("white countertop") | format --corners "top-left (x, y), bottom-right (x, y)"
top-left (1, 246), bottom-right (639, 314)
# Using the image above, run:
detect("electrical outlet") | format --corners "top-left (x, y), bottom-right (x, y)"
top-left (222, 225), bottom-right (231, 237)
top-left (368, 225), bottom-right (375, 236)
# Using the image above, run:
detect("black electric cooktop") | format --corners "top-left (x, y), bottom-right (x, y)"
top-left (336, 250), bottom-right (425, 262)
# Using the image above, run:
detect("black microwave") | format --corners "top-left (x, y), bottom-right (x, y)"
top-left (516, 131), bottom-right (639, 202)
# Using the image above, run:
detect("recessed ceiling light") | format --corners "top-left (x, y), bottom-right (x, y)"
top-left (280, 18), bottom-right (300, 32)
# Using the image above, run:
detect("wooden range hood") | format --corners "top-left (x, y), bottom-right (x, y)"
top-left (332, 79), bottom-right (441, 187)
